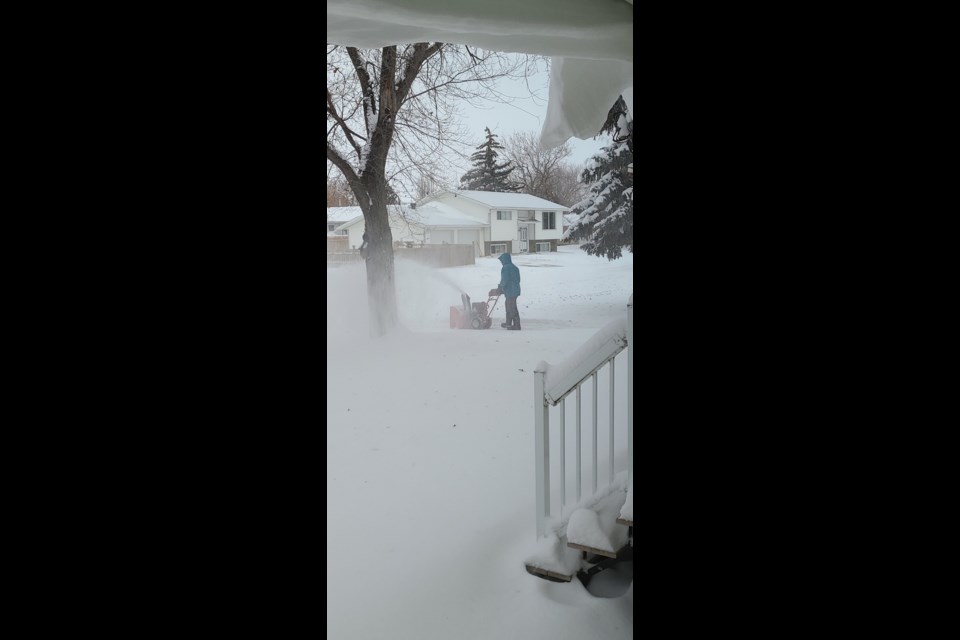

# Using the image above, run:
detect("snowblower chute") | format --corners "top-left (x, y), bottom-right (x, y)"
top-left (450, 289), bottom-right (502, 329)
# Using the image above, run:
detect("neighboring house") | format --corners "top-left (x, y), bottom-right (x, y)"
top-left (417, 190), bottom-right (569, 255)
top-left (331, 203), bottom-right (490, 254)
top-left (327, 207), bottom-right (359, 237)
top-left (329, 190), bottom-right (570, 256)
top-left (330, 205), bottom-right (427, 251)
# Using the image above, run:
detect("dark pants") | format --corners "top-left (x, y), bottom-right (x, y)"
top-left (505, 297), bottom-right (520, 328)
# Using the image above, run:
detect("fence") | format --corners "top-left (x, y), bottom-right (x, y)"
top-left (327, 250), bottom-right (363, 265)
top-left (327, 236), bottom-right (350, 252)
top-left (395, 244), bottom-right (474, 268)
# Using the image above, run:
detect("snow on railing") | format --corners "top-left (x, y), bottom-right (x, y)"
top-left (532, 293), bottom-right (633, 539)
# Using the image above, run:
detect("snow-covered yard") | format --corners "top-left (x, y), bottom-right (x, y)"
top-left (327, 245), bottom-right (633, 639)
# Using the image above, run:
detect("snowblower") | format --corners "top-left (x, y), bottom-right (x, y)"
top-left (450, 289), bottom-right (502, 329)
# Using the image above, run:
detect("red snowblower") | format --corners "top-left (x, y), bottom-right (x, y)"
top-left (450, 289), bottom-right (502, 329)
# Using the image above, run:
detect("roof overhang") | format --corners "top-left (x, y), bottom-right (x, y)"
top-left (326, 0), bottom-right (633, 149)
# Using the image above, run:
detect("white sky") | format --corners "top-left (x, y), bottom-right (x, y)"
top-left (327, 246), bottom-right (633, 639)
top-left (455, 64), bottom-right (609, 173)
top-left (327, 54), bottom-right (612, 193)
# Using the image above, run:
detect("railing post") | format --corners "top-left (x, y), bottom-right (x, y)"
top-left (627, 294), bottom-right (633, 485)
top-left (534, 366), bottom-right (550, 539)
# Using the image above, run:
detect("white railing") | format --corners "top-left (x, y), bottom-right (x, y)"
top-left (533, 293), bottom-right (633, 539)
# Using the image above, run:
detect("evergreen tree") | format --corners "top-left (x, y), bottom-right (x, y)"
top-left (459, 127), bottom-right (518, 191)
top-left (564, 97), bottom-right (633, 260)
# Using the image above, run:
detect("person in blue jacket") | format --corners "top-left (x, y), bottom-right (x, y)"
top-left (497, 252), bottom-right (522, 330)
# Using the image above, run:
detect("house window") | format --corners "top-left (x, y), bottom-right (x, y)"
top-left (496, 210), bottom-right (512, 220)
top-left (490, 243), bottom-right (507, 253)
top-left (328, 223), bottom-right (337, 232)
top-left (536, 242), bottom-right (551, 252)
top-left (542, 212), bottom-right (556, 230)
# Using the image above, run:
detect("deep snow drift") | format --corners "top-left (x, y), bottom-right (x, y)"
top-left (326, 0), bottom-right (633, 148)
top-left (327, 245), bottom-right (633, 639)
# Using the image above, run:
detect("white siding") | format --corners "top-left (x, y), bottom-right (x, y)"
top-left (346, 221), bottom-right (365, 250)
top-left (429, 229), bottom-right (455, 244)
top-left (343, 216), bottom-right (427, 250)
top-left (491, 210), bottom-right (517, 243)
top-left (537, 211), bottom-right (564, 241)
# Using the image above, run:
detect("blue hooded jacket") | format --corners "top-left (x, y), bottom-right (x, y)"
top-left (498, 253), bottom-right (521, 298)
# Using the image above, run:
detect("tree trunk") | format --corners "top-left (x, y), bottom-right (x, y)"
top-left (361, 175), bottom-right (397, 337)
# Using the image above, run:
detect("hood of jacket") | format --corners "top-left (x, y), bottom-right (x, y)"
top-left (498, 253), bottom-right (513, 265)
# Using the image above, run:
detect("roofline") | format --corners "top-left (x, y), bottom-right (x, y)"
top-left (418, 190), bottom-right (569, 211)
top-left (334, 216), bottom-right (364, 231)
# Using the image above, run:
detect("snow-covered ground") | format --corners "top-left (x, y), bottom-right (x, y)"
top-left (327, 245), bottom-right (633, 639)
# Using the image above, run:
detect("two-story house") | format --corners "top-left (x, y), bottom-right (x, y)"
top-left (330, 191), bottom-right (570, 257)
top-left (417, 190), bottom-right (569, 256)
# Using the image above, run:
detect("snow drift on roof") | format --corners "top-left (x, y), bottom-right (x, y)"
top-left (326, 0), bottom-right (632, 149)
top-left (434, 190), bottom-right (569, 210)
top-left (327, 204), bottom-right (415, 226)
top-left (411, 203), bottom-right (488, 227)
top-left (326, 206), bottom-right (365, 222)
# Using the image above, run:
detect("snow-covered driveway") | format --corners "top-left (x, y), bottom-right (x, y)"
top-left (327, 246), bottom-right (633, 639)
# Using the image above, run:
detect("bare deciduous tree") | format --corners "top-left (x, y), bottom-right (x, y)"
top-left (326, 44), bottom-right (541, 336)
top-left (327, 173), bottom-right (358, 207)
top-left (414, 174), bottom-right (446, 201)
top-left (504, 131), bottom-right (586, 207)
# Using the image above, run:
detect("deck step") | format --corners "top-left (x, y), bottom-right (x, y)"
top-left (524, 564), bottom-right (573, 583)
top-left (567, 541), bottom-right (630, 559)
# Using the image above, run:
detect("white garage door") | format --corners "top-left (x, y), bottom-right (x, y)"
top-left (457, 229), bottom-right (480, 245)
top-left (430, 230), bottom-right (454, 244)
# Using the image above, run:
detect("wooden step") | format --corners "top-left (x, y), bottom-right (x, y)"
top-left (616, 517), bottom-right (633, 527)
top-left (524, 564), bottom-right (573, 583)
top-left (566, 541), bottom-right (630, 559)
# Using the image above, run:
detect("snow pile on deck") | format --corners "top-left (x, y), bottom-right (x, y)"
top-left (523, 532), bottom-right (584, 578)
top-left (567, 483), bottom-right (630, 553)
top-left (524, 471), bottom-right (629, 572)
top-left (567, 509), bottom-right (610, 551)
top-left (619, 480), bottom-right (633, 522)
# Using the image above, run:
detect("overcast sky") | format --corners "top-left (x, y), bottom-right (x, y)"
top-left (455, 66), bottom-right (609, 172)
top-left (328, 53), bottom-right (613, 195)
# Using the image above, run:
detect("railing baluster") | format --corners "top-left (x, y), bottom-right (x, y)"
top-left (560, 397), bottom-right (566, 514)
top-left (609, 358), bottom-right (615, 485)
top-left (576, 385), bottom-right (581, 501)
top-left (627, 295), bottom-right (633, 486)
top-left (592, 371), bottom-right (598, 494)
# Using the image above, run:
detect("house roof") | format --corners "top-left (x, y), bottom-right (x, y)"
top-left (409, 202), bottom-right (487, 228)
top-left (327, 204), bottom-right (416, 231)
top-left (327, 206), bottom-right (365, 223)
top-left (422, 190), bottom-right (569, 211)
top-left (333, 203), bottom-right (486, 231)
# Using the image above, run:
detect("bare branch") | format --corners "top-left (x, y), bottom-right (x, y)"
top-left (395, 43), bottom-right (442, 106)
top-left (326, 143), bottom-right (363, 195)
top-left (327, 89), bottom-right (365, 155)
top-left (346, 47), bottom-right (377, 133)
